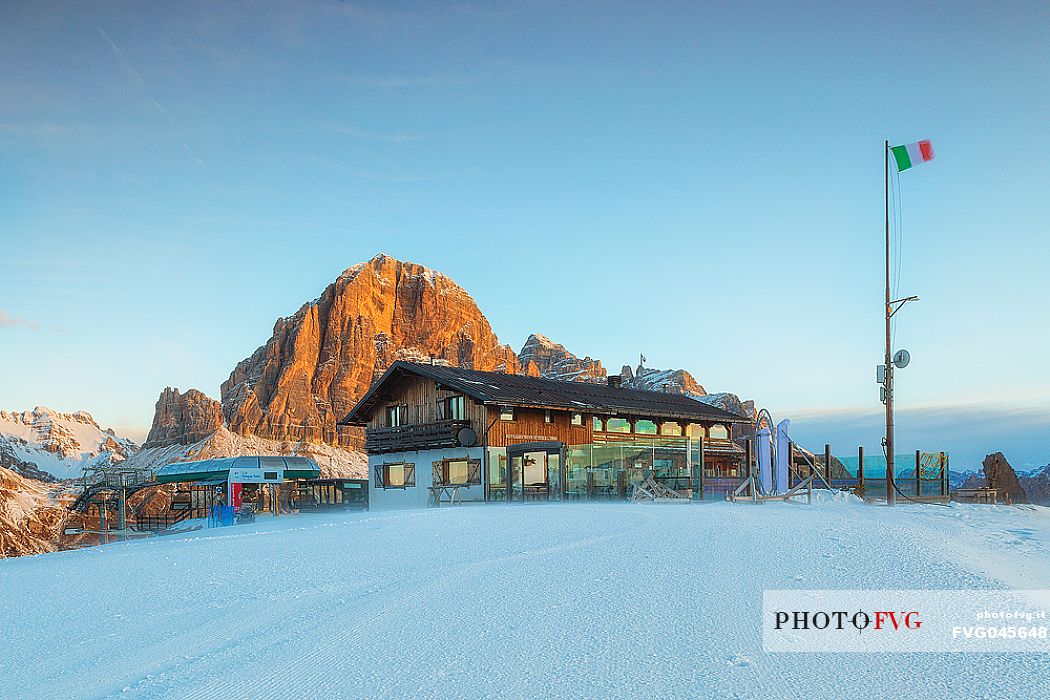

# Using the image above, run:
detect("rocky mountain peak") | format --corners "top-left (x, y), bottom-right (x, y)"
top-left (219, 254), bottom-right (521, 447)
top-left (143, 388), bottom-right (223, 449)
top-left (518, 333), bottom-right (606, 383)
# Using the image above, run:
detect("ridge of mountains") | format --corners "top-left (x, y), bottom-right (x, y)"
top-left (0, 407), bottom-right (136, 482)
top-left (3, 254), bottom-right (755, 487)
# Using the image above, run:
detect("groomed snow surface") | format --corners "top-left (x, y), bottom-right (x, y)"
top-left (2, 497), bottom-right (1049, 699)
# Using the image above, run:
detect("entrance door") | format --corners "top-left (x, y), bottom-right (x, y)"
top-left (505, 442), bottom-right (565, 502)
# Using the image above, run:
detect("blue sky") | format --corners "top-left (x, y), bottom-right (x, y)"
top-left (2, 1), bottom-right (1048, 468)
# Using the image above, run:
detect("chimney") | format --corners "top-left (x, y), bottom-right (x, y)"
top-left (607, 375), bottom-right (622, 388)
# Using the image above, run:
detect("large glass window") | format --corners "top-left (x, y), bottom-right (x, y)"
top-left (605, 417), bottom-right (631, 433)
top-left (523, 452), bottom-right (546, 487)
top-left (487, 448), bottom-right (508, 498)
top-left (571, 412), bottom-right (583, 426)
top-left (592, 416), bottom-right (604, 431)
top-left (686, 423), bottom-right (706, 439)
top-left (660, 422), bottom-right (683, 436)
top-left (709, 424), bottom-right (729, 440)
top-left (634, 419), bottom-right (658, 435)
top-left (565, 446), bottom-right (590, 497)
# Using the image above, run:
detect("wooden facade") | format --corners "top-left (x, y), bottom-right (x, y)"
top-left (362, 373), bottom-right (739, 454)
top-left (484, 404), bottom-right (593, 448)
top-left (364, 374), bottom-right (488, 431)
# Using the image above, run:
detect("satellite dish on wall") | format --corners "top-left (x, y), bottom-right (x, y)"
top-left (456, 427), bottom-right (478, 447)
top-left (893, 349), bottom-right (911, 369)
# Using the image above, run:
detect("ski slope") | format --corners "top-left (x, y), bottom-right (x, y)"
top-left (2, 498), bottom-right (1049, 699)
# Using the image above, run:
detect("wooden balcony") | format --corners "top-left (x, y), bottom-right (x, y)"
top-left (365, 419), bottom-right (472, 454)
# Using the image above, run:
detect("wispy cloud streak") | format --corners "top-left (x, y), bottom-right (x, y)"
top-left (336, 72), bottom-right (479, 88)
top-left (97, 27), bottom-right (204, 166)
top-left (309, 155), bottom-right (433, 183)
top-left (0, 123), bottom-right (80, 136)
top-left (0, 310), bottom-right (39, 331)
top-left (334, 126), bottom-right (424, 143)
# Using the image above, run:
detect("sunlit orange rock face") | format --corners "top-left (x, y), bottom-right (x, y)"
top-left (144, 388), bottom-right (223, 448)
top-left (219, 254), bottom-right (521, 447)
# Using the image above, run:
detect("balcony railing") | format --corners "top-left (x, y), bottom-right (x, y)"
top-left (365, 419), bottom-right (472, 454)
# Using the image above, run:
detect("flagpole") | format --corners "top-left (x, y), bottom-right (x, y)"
top-left (884, 139), bottom-right (896, 506)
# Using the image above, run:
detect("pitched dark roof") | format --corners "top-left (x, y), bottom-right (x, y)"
top-left (340, 361), bottom-right (749, 426)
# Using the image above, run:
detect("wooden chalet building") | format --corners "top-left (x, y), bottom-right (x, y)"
top-left (339, 361), bottom-right (750, 509)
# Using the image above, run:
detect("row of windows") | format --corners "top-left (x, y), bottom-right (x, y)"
top-left (375, 460), bottom-right (483, 489)
top-left (592, 417), bottom-right (729, 439)
top-left (388, 395), bottom-right (468, 426)
top-left (387, 396), bottom-right (587, 427)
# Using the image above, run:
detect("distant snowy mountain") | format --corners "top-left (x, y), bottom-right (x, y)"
top-left (0, 408), bottom-right (137, 482)
top-left (948, 469), bottom-right (982, 488)
top-left (620, 363), bottom-right (706, 397)
top-left (1019, 464), bottom-right (1050, 505)
top-left (695, 392), bottom-right (756, 419)
top-left (518, 334), bottom-right (606, 383)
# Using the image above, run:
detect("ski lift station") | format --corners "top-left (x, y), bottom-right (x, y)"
top-left (153, 456), bottom-right (367, 523)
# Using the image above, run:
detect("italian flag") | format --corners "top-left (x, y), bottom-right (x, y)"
top-left (891, 140), bottom-right (934, 171)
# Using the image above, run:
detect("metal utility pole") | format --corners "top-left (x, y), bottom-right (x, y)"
top-left (884, 140), bottom-right (896, 506)
top-left (117, 487), bottom-right (127, 541)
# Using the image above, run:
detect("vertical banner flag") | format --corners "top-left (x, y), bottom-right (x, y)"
top-left (757, 426), bottom-right (773, 494)
top-left (891, 140), bottom-right (934, 171)
top-left (775, 419), bottom-right (791, 494)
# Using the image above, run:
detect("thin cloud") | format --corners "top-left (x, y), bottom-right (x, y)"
top-left (0, 122), bottom-right (79, 136)
top-left (336, 72), bottom-right (480, 88)
top-left (309, 155), bottom-right (433, 183)
top-left (96, 27), bottom-right (204, 166)
top-left (315, 1), bottom-right (422, 24)
top-left (0, 310), bottom-right (39, 331)
top-left (334, 126), bottom-right (425, 143)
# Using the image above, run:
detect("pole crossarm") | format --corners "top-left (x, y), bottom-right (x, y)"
top-left (888, 295), bottom-right (919, 318)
